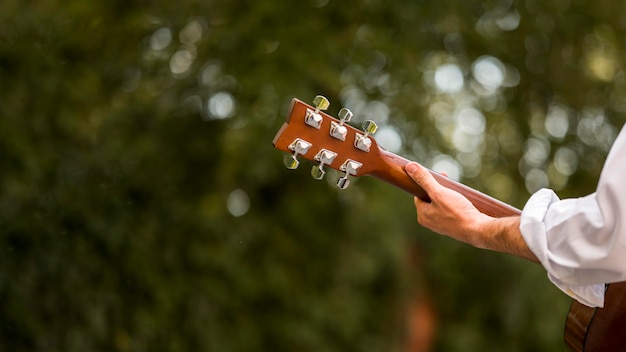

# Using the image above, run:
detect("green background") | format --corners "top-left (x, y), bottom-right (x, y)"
top-left (1, 0), bottom-right (625, 350)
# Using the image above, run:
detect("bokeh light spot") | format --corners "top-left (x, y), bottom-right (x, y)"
top-left (207, 92), bottom-right (236, 120)
top-left (180, 20), bottom-right (203, 44)
top-left (375, 126), bottom-right (402, 153)
top-left (496, 10), bottom-right (521, 31)
top-left (525, 168), bottom-right (549, 193)
top-left (472, 56), bottom-right (505, 92)
top-left (434, 63), bottom-right (464, 93)
top-left (553, 147), bottom-right (578, 176)
top-left (545, 104), bottom-right (570, 139)
top-left (227, 189), bottom-right (250, 217)
top-left (432, 155), bottom-right (462, 181)
top-left (170, 50), bottom-right (195, 75)
top-left (150, 27), bottom-right (172, 50)
top-left (523, 137), bottom-right (550, 167)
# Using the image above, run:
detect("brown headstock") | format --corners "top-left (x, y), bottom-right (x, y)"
top-left (272, 96), bottom-right (384, 189)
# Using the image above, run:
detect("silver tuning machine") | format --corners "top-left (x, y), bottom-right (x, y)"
top-left (304, 95), bottom-right (330, 129)
top-left (329, 108), bottom-right (353, 141)
top-left (311, 149), bottom-right (338, 180)
top-left (337, 159), bottom-right (362, 189)
top-left (354, 120), bottom-right (378, 152)
top-left (283, 138), bottom-right (313, 169)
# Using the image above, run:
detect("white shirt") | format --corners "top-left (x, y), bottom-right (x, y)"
top-left (520, 125), bottom-right (626, 307)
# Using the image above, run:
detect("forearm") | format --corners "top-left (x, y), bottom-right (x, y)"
top-left (472, 216), bottom-right (538, 263)
top-left (405, 162), bottom-right (539, 262)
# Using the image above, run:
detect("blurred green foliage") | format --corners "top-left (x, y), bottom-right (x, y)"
top-left (1, 0), bottom-right (625, 351)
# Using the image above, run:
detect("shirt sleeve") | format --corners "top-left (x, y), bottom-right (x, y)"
top-left (519, 126), bottom-right (626, 308)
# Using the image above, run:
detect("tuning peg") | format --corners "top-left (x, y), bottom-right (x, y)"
top-left (337, 159), bottom-right (362, 189)
top-left (354, 120), bottom-right (378, 152)
top-left (362, 120), bottom-right (378, 135)
top-left (304, 95), bottom-right (330, 129)
top-left (330, 108), bottom-right (353, 141)
top-left (283, 138), bottom-right (312, 169)
top-left (313, 95), bottom-right (330, 110)
top-left (283, 154), bottom-right (300, 169)
top-left (311, 149), bottom-right (337, 180)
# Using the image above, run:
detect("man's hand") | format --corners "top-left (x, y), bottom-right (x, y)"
top-left (404, 162), bottom-right (491, 246)
top-left (404, 162), bottom-right (538, 261)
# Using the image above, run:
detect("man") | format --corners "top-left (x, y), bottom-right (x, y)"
top-left (404, 125), bottom-right (626, 308)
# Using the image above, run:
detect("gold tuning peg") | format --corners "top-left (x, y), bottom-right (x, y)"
top-left (354, 120), bottom-right (377, 152)
top-left (330, 108), bottom-right (353, 141)
top-left (337, 159), bottom-right (362, 189)
top-left (305, 95), bottom-right (330, 129)
top-left (313, 95), bottom-right (330, 111)
top-left (283, 138), bottom-right (312, 169)
top-left (362, 120), bottom-right (378, 135)
top-left (338, 107), bottom-right (353, 123)
top-left (311, 149), bottom-right (337, 180)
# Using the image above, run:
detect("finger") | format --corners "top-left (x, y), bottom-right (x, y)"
top-left (414, 194), bottom-right (431, 211)
top-left (413, 196), bottom-right (432, 226)
top-left (405, 162), bottom-right (439, 194)
top-left (413, 196), bottom-right (422, 222)
top-left (413, 195), bottom-right (422, 208)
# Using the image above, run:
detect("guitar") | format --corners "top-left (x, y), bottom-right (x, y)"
top-left (272, 96), bottom-right (626, 351)
top-left (564, 282), bottom-right (626, 351)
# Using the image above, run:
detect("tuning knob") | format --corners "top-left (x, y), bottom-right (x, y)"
top-left (304, 95), bottom-right (330, 129)
top-left (283, 138), bottom-right (313, 169)
top-left (354, 120), bottom-right (377, 152)
top-left (311, 149), bottom-right (338, 180)
top-left (337, 159), bottom-right (362, 189)
top-left (330, 108), bottom-right (353, 141)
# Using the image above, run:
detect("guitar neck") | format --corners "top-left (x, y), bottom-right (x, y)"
top-left (372, 149), bottom-right (521, 218)
top-left (273, 96), bottom-right (521, 219)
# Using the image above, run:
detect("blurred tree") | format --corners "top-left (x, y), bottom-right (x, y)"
top-left (0, 0), bottom-right (624, 351)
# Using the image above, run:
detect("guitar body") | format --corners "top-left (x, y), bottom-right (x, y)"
top-left (564, 281), bottom-right (626, 351)
top-left (274, 96), bottom-right (626, 351)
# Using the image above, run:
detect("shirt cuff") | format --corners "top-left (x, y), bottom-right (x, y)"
top-left (519, 188), bottom-right (558, 266)
top-left (520, 188), bottom-right (605, 308)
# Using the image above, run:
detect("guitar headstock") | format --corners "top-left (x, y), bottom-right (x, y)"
top-left (272, 95), bottom-right (383, 190)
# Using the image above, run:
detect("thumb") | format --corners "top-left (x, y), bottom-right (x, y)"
top-left (404, 162), bottom-right (439, 194)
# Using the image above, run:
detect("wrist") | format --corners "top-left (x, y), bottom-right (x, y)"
top-left (468, 215), bottom-right (498, 249)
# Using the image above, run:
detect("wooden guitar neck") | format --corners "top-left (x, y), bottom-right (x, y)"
top-left (372, 148), bottom-right (520, 217)
top-left (272, 96), bottom-right (520, 218)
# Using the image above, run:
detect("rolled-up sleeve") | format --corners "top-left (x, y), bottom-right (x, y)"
top-left (519, 126), bottom-right (626, 307)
